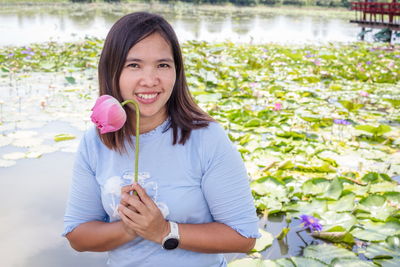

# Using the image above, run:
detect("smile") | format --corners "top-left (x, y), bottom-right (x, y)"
top-left (137, 93), bottom-right (158, 99)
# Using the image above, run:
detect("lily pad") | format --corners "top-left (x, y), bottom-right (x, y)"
top-left (0, 159), bottom-right (16, 167)
top-left (319, 211), bottom-right (357, 231)
top-left (252, 229), bottom-right (274, 252)
top-left (303, 243), bottom-right (358, 264)
top-left (3, 152), bottom-right (25, 160)
top-left (351, 220), bottom-right (400, 241)
top-left (331, 257), bottom-right (376, 267)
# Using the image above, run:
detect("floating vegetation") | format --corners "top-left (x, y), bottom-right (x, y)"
top-left (0, 38), bottom-right (399, 265)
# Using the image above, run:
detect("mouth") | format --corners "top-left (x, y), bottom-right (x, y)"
top-left (135, 92), bottom-right (160, 104)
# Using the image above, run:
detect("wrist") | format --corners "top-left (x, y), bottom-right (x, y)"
top-left (158, 220), bottom-right (171, 244)
top-left (118, 221), bottom-right (136, 240)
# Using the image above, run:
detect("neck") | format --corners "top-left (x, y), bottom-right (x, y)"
top-left (132, 112), bottom-right (168, 134)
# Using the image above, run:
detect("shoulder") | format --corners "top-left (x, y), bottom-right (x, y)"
top-left (77, 126), bottom-right (104, 156)
top-left (192, 121), bottom-right (228, 141)
top-left (191, 121), bottom-right (236, 159)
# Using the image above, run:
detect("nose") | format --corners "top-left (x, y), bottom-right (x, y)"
top-left (139, 67), bottom-right (159, 87)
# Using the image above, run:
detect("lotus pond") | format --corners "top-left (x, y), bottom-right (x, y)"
top-left (0, 39), bottom-right (399, 266)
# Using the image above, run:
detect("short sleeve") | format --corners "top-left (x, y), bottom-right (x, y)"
top-left (62, 131), bottom-right (108, 236)
top-left (200, 123), bottom-right (260, 239)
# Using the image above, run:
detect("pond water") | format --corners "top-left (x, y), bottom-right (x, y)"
top-left (0, 3), bottom-right (363, 46)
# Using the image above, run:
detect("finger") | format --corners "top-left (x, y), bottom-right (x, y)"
top-left (122, 192), bottom-right (145, 212)
top-left (119, 209), bottom-right (139, 229)
top-left (131, 183), bottom-right (156, 207)
top-left (121, 184), bottom-right (135, 194)
top-left (120, 192), bottom-right (140, 205)
top-left (118, 204), bottom-right (141, 221)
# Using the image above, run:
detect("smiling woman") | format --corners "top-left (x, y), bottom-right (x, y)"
top-left (63, 12), bottom-right (260, 267)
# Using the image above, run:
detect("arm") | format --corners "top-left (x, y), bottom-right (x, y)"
top-left (63, 131), bottom-right (137, 252)
top-left (66, 220), bottom-right (137, 252)
top-left (177, 222), bottom-right (255, 253)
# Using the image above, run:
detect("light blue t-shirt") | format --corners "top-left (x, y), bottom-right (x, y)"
top-left (63, 119), bottom-right (260, 267)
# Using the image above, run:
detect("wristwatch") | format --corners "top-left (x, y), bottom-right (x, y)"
top-left (162, 221), bottom-right (180, 250)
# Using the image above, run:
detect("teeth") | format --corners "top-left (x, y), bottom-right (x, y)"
top-left (137, 93), bottom-right (158, 99)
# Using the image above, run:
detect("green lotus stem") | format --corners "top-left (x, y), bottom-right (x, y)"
top-left (121, 99), bottom-right (140, 184)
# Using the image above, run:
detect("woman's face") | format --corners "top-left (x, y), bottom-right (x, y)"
top-left (119, 32), bottom-right (176, 126)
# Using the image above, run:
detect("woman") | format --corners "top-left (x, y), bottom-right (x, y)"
top-left (63, 12), bottom-right (259, 267)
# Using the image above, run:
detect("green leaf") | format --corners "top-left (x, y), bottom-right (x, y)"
top-left (374, 257), bottom-right (400, 267)
top-left (228, 258), bottom-right (268, 267)
top-left (370, 182), bottom-right (400, 193)
top-left (327, 193), bottom-right (355, 212)
top-left (364, 235), bottom-right (400, 259)
top-left (290, 257), bottom-right (329, 266)
top-left (351, 220), bottom-right (400, 241)
top-left (65, 76), bottom-right (76, 84)
top-left (276, 227), bottom-right (290, 240)
top-left (384, 98), bottom-right (400, 108)
top-left (355, 124), bottom-right (392, 136)
top-left (339, 100), bottom-right (364, 112)
top-left (273, 258), bottom-right (295, 267)
top-left (286, 199), bottom-right (327, 216)
top-left (358, 195), bottom-right (394, 221)
top-left (53, 134), bottom-right (76, 142)
top-left (312, 227), bottom-right (355, 244)
top-left (319, 211), bottom-right (357, 231)
top-left (383, 192), bottom-right (400, 205)
top-left (195, 93), bottom-right (222, 103)
top-left (321, 177), bottom-right (343, 200)
top-left (252, 229), bottom-right (274, 252)
top-left (302, 178), bottom-right (331, 196)
top-left (331, 258), bottom-right (376, 267)
top-left (361, 172), bottom-right (380, 183)
top-left (303, 243), bottom-right (358, 264)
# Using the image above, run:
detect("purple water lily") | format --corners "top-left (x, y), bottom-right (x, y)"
top-left (334, 119), bottom-right (351, 125)
top-left (21, 50), bottom-right (35, 56)
top-left (300, 215), bottom-right (322, 232)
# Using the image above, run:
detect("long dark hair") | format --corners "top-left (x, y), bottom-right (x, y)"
top-left (98, 12), bottom-right (214, 152)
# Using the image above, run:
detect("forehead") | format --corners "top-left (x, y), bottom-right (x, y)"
top-left (126, 32), bottom-right (173, 59)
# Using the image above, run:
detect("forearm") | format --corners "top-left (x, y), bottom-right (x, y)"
top-left (177, 222), bottom-right (256, 253)
top-left (66, 220), bottom-right (137, 252)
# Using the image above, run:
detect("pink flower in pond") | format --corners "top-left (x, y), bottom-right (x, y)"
top-left (273, 102), bottom-right (282, 111)
top-left (313, 59), bottom-right (321, 66)
top-left (359, 91), bottom-right (369, 97)
top-left (90, 95), bottom-right (127, 134)
top-left (300, 214), bottom-right (322, 232)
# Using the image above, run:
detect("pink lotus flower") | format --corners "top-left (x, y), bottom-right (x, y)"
top-left (90, 95), bottom-right (127, 134)
top-left (273, 102), bottom-right (282, 111)
top-left (359, 91), bottom-right (369, 97)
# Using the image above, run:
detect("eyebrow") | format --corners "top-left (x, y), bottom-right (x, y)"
top-left (125, 57), bottom-right (174, 63)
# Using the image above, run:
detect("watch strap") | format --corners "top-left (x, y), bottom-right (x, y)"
top-left (169, 221), bottom-right (179, 238)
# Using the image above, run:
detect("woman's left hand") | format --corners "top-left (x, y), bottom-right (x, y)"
top-left (118, 183), bottom-right (170, 244)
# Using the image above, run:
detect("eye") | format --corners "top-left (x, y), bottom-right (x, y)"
top-left (158, 63), bottom-right (171, 68)
top-left (127, 63), bottom-right (139, 68)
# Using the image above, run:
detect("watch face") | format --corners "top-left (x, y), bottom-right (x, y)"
top-left (163, 238), bottom-right (179, 250)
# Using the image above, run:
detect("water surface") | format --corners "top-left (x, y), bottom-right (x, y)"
top-left (0, 4), bottom-right (361, 46)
